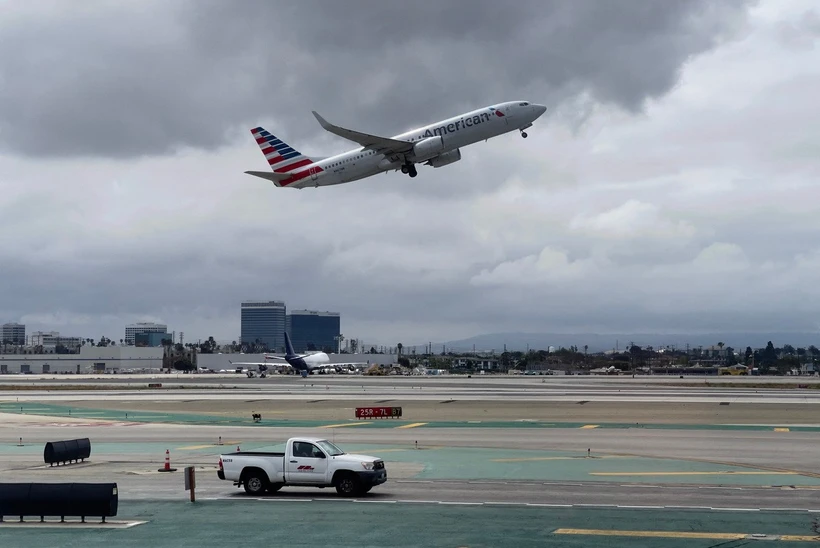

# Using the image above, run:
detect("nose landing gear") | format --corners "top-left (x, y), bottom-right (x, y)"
top-left (520, 131), bottom-right (528, 138)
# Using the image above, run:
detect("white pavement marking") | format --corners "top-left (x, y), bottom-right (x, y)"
top-left (162, 498), bottom-right (820, 512)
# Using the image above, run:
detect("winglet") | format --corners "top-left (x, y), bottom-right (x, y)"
top-left (312, 110), bottom-right (330, 130)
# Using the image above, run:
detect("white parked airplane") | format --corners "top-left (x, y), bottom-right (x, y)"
top-left (229, 333), bottom-right (369, 375)
top-left (245, 101), bottom-right (547, 189)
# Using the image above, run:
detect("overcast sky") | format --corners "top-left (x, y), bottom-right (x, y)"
top-left (1, 0), bottom-right (818, 347)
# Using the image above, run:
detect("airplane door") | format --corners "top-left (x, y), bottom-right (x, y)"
top-left (504, 104), bottom-right (515, 126)
top-left (309, 166), bottom-right (319, 182)
top-left (287, 441), bottom-right (329, 484)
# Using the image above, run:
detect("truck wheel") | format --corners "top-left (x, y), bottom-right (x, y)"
top-left (243, 471), bottom-right (268, 495)
top-left (334, 473), bottom-right (360, 496)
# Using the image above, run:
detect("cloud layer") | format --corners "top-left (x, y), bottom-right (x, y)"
top-left (2, 0), bottom-right (819, 346)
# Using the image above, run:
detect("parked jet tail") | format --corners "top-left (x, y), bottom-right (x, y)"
top-left (284, 332), bottom-right (297, 358)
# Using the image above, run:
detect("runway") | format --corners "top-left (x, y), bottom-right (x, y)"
top-left (2, 374), bottom-right (819, 545)
top-left (2, 373), bottom-right (820, 405)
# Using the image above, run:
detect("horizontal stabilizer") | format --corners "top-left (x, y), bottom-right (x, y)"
top-left (244, 170), bottom-right (291, 182)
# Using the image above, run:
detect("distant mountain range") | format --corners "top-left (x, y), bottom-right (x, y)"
top-left (420, 332), bottom-right (820, 353)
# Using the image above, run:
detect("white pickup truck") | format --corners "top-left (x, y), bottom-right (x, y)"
top-left (217, 437), bottom-right (387, 496)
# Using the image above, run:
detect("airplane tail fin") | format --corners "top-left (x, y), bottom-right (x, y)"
top-left (284, 332), bottom-right (297, 358)
top-left (251, 127), bottom-right (315, 174)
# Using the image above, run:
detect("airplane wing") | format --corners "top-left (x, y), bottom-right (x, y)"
top-left (229, 360), bottom-right (291, 367)
top-left (312, 111), bottom-right (415, 154)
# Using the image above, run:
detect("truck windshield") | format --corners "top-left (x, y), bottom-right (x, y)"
top-left (316, 440), bottom-right (344, 456)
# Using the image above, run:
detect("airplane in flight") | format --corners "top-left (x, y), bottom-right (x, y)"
top-left (230, 333), bottom-right (369, 376)
top-left (245, 100), bottom-right (547, 189)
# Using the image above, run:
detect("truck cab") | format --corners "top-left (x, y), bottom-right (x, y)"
top-left (218, 437), bottom-right (387, 497)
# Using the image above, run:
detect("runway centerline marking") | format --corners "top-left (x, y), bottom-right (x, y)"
top-left (775, 427), bottom-right (791, 432)
top-left (580, 424), bottom-right (599, 429)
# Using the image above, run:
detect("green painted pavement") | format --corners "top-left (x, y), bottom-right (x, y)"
top-left (0, 500), bottom-right (817, 547)
top-left (6, 439), bottom-right (812, 486)
top-left (343, 444), bottom-right (820, 485)
top-left (2, 402), bottom-right (819, 432)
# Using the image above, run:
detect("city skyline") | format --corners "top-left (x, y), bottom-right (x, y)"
top-left (3, 316), bottom-right (819, 356)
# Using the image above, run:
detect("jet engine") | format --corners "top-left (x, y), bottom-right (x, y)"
top-left (412, 136), bottom-right (445, 162)
top-left (427, 149), bottom-right (461, 168)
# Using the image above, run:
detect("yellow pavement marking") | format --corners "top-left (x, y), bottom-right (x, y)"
top-left (580, 424), bottom-right (599, 429)
top-left (176, 441), bottom-right (242, 450)
top-left (554, 528), bottom-right (745, 540)
top-left (555, 529), bottom-right (820, 542)
top-left (775, 427), bottom-right (791, 432)
top-left (323, 422), bottom-right (371, 428)
top-left (492, 456), bottom-right (628, 463)
top-left (355, 448), bottom-right (412, 453)
top-left (396, 422), bottom-right (428, 429)
top-left (590, 471), bottom-right (797, 476)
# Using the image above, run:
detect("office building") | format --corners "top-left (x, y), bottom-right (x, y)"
top-left (1, 322), bottom-right (25, 345)
top-left (125, 322), bottom-right (168, 346)
top-left (241, 301), bottom-right (286, 352)
top-left (135, 332), bottom-right (173, 347)
top-left (287, 310), bottom-right (340, 353)
top-left (29, 331), bottom-right (82, 351)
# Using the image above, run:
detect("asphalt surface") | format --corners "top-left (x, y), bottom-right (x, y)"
top-left (2, 375), bottom-right (819, 545)
top-left (3, 501), bottom-right (819, 547)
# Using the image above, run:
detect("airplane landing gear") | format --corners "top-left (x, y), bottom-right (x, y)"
top-left (401, 163), bottom-right (418, 177)
top-left (520, 130), bottom-right (528, 138)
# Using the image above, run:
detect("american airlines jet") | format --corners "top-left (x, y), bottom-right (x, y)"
top-left (245, 101), bottom-right (547, 189)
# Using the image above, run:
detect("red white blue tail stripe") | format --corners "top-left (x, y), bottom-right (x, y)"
top-left (251, 127), bottom-right (313, 173)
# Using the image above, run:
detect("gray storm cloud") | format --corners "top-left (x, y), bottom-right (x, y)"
top-left (0, 0), bottom-right (755, 158)
top-left (5, 0), bottom-right (817, 347)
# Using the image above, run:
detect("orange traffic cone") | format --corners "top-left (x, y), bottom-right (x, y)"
top-left (158, 448), bottom-right (177, 472)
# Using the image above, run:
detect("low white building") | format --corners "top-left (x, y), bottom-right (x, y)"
top-left (0, 345), bottom-right (163, 374)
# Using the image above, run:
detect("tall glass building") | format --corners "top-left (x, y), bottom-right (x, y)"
top-left (241, 301), bottom-right (286, 352)
top-left (287, 310), bottom-right (340, 353)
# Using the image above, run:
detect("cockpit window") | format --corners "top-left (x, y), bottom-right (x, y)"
top-left (519, 102), bottom-right (529, 106)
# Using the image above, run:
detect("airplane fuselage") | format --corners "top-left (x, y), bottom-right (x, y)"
top-left (290, 101), bottom-right (546, 189)
top-left (285, 351), bottom-right (330, 371)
